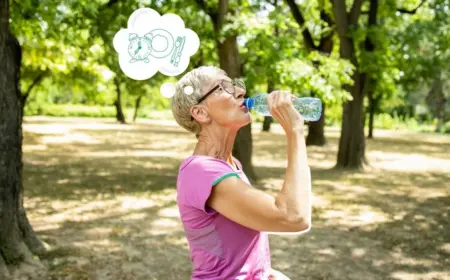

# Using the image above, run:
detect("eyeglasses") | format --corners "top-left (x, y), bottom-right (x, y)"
top-left (197, 78), bottom-right (246, 104)
top-left (191, 78), bottom-right (246, 120)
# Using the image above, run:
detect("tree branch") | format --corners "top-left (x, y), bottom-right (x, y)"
top-left (194, 0), bottom-right (218, 27)
top-left (349, 0), bottom-right (364, 25)
top-left (105, 0), bottom-right (119, 7)
top-left (284, 0), bottom-right (315, 50)
top-left (217, 0), bottom-right (228, 29)
top-left (331, 0), bottom-right (349, 38)
top-left (23, 71), bottom-right (47, 98)
top-left (360, 0), bottom-right (426, 15)
top-left (194, 0), bottom-right (208, 13)
top-left (99, 0), bottom-right (121, 12)
top-left (194, 0), bottom-right (216, 18)
top-left (318, 10), bottom-right (335, 52)
top-left (397, 0), bottom-right (426, 14)
top-left (363, 2), bottom-right (377, 68)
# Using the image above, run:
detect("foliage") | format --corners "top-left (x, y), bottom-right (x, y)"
top-left (9, 0), bottom-right (450, 133)
top-left (24, 104), bottom-right (117, 118)
top-left (442, 121), bottom-right (450, 133)
top-left (23, 103), bottom-right (176, 120)
top-left (390, 0), bottom-right (450, 117)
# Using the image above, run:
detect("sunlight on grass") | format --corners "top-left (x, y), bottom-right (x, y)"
top-left (321, 207), bottom-right (390, 227)
top-left (390, 271), bottom-right (450, 280)
top-left (317, 248), bottom-right (337, 256)
top-left (120, 196), bottom-right (157, 209)
top-left (41, 133), bottom-right (102, 145)
top-left (79, 150), bottom-right (186, 158)
top-left (351, 248), bottom-right (366, 257)
top-left (158, 206), bottom-right (181, 218)
top-left (23, 144), bottom-right (48, 152)
top-left (369, 151), bottom-right (450, 172)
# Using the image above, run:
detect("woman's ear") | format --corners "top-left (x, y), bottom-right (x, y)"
top-left (191, 105), bottom-right (211, 124)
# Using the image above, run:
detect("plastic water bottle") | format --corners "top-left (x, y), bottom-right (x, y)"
top-left (244, 93), bottom-right (322, 121)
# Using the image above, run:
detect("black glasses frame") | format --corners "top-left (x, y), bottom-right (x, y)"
top-left (190, 78), bottom-right (246, 120)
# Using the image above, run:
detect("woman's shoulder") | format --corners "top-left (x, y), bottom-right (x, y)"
top-left (178, 155), bottom-right (233, 173)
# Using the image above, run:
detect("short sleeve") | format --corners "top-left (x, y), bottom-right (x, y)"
top-left (232, 156), bottom-right (243, 171)
top-left (177, 157), bottom-right (239, 214)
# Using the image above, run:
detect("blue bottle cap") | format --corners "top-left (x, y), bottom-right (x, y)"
top-left (244, 98), bottom-right (254, 109)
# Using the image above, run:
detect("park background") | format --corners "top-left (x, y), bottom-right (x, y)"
top-left (0, 0), bottom-right (449, 279)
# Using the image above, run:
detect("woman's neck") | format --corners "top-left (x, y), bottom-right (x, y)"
top-left (193, 126), bottom-right (237, 165)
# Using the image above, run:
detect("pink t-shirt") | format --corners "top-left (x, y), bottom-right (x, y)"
top-left (176, 155), bottom-right (271, 280)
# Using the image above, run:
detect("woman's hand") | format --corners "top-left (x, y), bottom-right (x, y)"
top-left (266, 90), bottom-right (304, 135)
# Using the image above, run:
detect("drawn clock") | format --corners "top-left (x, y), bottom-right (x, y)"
top-left (128, 33), bottom-right (152, 63)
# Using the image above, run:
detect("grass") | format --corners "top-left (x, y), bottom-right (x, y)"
top-left (20, 116), bottom-right (450, 280)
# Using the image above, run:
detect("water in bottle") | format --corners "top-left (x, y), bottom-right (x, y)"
top-left (243, 93), bottom-right (322, 121)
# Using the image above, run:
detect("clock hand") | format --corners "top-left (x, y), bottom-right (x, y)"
top-left (135, 45), bottom-right (141, 54)
top-left (134, 40), bottom-right (142, 54)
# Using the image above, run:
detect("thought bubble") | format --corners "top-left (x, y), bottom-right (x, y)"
top-left (113, 8), bottom-right (200, 80)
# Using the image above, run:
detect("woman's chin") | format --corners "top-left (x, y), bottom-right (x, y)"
top-left (227, 112), bottom-right (252, 128)
top-left (240, 113), bottom-right (252, 126)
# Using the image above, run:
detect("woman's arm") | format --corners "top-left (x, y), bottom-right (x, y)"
top-left (275, 130), bottom-right (311, 229)
top-left (207, 130), bottom-right (311, 233)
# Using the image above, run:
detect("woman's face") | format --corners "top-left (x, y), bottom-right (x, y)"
top-left (198, 73), bottom-right (252, 129)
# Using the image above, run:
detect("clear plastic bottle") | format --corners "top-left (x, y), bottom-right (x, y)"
top-left (244, 93), bottom-right (322, 121)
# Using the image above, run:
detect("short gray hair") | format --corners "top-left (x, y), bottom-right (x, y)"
top-left (171, 66), bottom-right (226, 138)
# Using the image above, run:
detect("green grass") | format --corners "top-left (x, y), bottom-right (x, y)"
top-left (24, 104), bottom-right (442, 133)
top-left (24, 104), bottom-right (175, 121)
top-left (20, 116), bottom-right (450, 280)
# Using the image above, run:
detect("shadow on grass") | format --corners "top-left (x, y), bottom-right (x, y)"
top-left (35, 200), bottom-right (192, 280)
top-left (24, 156), bottom-right (181, 200)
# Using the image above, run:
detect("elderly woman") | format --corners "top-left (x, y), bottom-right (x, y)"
top-left (171, 66), bottom-right (312, 280)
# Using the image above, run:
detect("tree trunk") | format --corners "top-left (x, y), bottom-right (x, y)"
top-left (217, 36), bottom-right (257, 181)
top-left (332, 0), bottom-right (367, 169)
top-left (133, 95), bottom-right (143, 122)
top-left (367, 92), bottom-right (381, 139)
top-left (431, 73), bottom-right (445, 132)
top-left (364, 0), bottom-right (379, 140)
top-left (113, 77), bottom-right (126, 124)
top-left (207, 0), bottom-right (256, 181)
top-left (286, 2), bottom-right (334, 146)
top-left (262, 117), bottom-right (272, 132)
top-left (367, 91), bottom-right (375, 139)
top-left (337, 74), bottom-right (366, 168)
top-left (262, 80), bottom-right (274, 132)
top-left (20, 72), bottom-right (46, 119)
top-left (0, 1), bottom-right (45, 275)
top-left (306, 102), bottom-right (327, 145)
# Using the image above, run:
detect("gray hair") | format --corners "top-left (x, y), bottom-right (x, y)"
top-left (171, 66), bottom-right (226, 138)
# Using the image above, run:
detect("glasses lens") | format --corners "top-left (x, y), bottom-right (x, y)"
top-left (221, 80), bottom-right (235, 94)
top-left (233, 79), bottom-right (246, 90)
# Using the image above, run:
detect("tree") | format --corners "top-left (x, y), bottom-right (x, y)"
top-left (0, 0), bottom-right (46, 277)
top-left (330, 0), bottom-right (436, 167)
top-left (331, 0), bottom-right (368, 169)
top-left (194, 0), bottom-right (257, 181)
top-left (393, 0), bottom-right (450, 132)
top-left (359, 0), bottom-right (435, 139)
top-left (236, 0), bottom-right (352, 140)
top-left (285, 0), bottom-right (334, 146)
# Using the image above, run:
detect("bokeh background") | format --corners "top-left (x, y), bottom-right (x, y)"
top-left (0, 0), bottom-right (449, 279)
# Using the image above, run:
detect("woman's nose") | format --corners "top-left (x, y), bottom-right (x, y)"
top-left (235, 87), bottom-right (245, 99)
